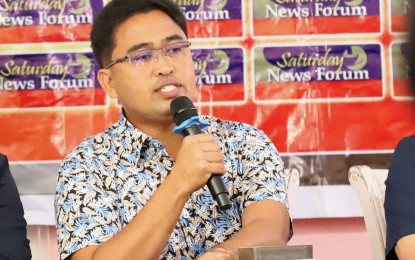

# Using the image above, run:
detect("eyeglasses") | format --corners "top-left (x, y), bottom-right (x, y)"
top-left (105, 41), bottom-right (191, 69)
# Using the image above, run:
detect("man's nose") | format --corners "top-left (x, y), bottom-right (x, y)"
top-left (153, 48), bottom-right (168, 62)
top-left (152, 49), bottom-right (174, 76)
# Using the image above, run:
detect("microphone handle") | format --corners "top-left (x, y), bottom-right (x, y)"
top-left (182, 124), bottom-right (203, 135)
top-left (207, 175), bottom-right (232, 210)
top-left (182, 125), bottom-right (232, 211)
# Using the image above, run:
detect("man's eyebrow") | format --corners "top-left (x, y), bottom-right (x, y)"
top-left (126, 43), bottom-right (151, 54)
top-left (163, 34), bottom-right (186, 43)
top-left (126, 34), bottom-right (187, 54)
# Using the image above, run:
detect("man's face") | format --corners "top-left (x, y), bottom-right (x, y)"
top-left (99, 10), bottom-right (196, 126)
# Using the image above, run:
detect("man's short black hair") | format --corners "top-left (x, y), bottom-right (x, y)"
top-left (91, 0), bottom-right (188, 68)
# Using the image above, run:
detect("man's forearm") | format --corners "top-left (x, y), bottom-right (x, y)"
top-left (214, 219), bottom-right (289, 259)
top-left (205, 201), bottom-right (290, 259)
top-left (73, 175), bottom-right (190, 260)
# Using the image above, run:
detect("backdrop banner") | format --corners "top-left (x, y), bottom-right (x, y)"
top-left (1, 0), bottom-right (414, 224)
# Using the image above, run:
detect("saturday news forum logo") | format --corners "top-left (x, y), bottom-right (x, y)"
top-left (192, 47), bottom-right (245, 102)
top-left (0, 52), bottom-right (105, 108)
top-left (254, 44), bottom-right (383, 101)
top-left (0, 0), bottom-right (103, 43)
top-left (0, 0), bottom-right (95, 26)
top-left (391, 0), bottom-right (412, 32)
top-left (392, 42), bottom-right (412, 98)
top-left (252, 0), bottom-right (380, 35)
top-left (174, 0), bottom-right (243, 37)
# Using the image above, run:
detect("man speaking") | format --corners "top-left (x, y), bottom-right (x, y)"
top-left (55, 0), bottom-right (292, 259)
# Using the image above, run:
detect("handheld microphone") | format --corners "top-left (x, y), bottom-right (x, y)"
top-left (170, 96), bottom-right (232, 211)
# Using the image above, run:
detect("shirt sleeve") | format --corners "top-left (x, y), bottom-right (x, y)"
top-left (55, 148), bottom-right (120, 260)
top-left (385, 136), bottom-right (415, 259)
top-left (235, 128), bottom-right (288, 212)
top-left (0, 154), bottom-right (32, 260)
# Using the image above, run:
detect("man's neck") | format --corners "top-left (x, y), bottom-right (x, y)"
top-left (123, 111), bottom-right (183, 160)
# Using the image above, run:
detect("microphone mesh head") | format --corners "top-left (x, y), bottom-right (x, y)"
top-left (170, 96), bottom-right (199, 125)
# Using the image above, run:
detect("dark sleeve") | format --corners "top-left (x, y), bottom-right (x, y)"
top-left (384, 136), bottom-right (415, 260)
top-left (0, 154), bottom-right (32, 260)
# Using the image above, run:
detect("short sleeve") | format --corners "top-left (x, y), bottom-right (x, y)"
top-left (235, 128), bottom-right (288, 212)
top-left (385, 136), bottom-right (415, 259)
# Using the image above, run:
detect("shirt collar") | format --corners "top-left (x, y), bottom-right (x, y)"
top-left (109, 111), bottom-right (151, 153)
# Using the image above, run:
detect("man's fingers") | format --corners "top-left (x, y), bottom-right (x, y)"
top-left (200, 142), bottom-right (222, 152)
top-left (204, 152), bottom-right (224, 163)
top-left (207, 162), bottom-right (226, 175)
top-left (183, 133), bottom-right (215, 144)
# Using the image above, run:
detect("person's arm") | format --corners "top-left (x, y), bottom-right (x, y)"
top-left (198, 200), bottom-right (290, 259)
top-left (396, 234), bottom-right (415, 260)
top-left (198, 126), bottom-right (291, 260)
top-left (385, 136), bottom-right (415, 259)
top-left (70, 174), bottom-right (192, 260)
top-left (61, 134), bottom-right (225, 260)
top-left (0, 154), bottom-right (31, 259)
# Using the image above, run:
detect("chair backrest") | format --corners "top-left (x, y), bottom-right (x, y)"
top-left (286, 168), bottom-right (300, 209)
top-left (348, 165), bottom-right (388, 260)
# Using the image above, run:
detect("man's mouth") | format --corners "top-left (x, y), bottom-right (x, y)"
top-left (158, 84), bottom-right (178, 93)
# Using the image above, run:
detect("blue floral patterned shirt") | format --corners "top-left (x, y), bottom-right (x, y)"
top-left (55, 113), bottom-right (290, 260)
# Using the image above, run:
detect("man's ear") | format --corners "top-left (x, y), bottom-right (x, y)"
top-left (97, 68), bottom-right (118, 98)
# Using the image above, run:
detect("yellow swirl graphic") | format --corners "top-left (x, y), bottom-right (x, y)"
top-left (344, 46), bottom-right (367, 71)
top-left (210, 50), bottom-right (230, 75)
top-left (207, 0), bottom-right (228, 11)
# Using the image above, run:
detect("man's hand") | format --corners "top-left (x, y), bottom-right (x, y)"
top-left (170, 134), bottom-right (226, 194)
top-left (197, 247), bottom-right (234, 260)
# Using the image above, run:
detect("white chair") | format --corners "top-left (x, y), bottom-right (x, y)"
top-left (286, 168), bottom-right (300, 209)
top-left (348, 165), bottom-right (388, 260)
